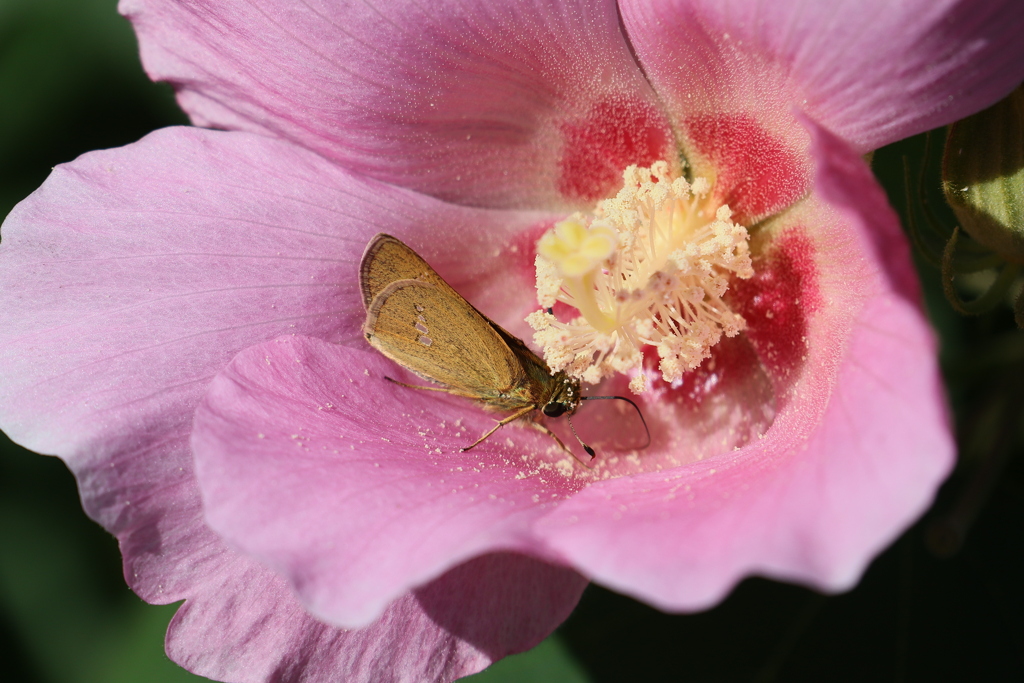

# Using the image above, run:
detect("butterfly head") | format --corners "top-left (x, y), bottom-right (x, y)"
top-left (541, 373), bottom-right (581, 418)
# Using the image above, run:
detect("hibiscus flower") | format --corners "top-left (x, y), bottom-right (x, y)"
top-left (1, 1), bottom-right (1022, 681)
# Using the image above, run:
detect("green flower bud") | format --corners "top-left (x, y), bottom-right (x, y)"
top-left (943, 86), bottom-right (1024, 263)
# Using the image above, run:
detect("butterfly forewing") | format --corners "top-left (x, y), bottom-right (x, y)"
top-left (364, 279), bottom-right (526, 402)
top-left (360, 234), bottom-right (459, 308)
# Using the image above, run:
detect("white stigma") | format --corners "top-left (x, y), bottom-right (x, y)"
top-left (527, 161), bottom-right (753, 393)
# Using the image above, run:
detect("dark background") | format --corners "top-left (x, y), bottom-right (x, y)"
top-left (2, 1), bottom-right (1022, 681)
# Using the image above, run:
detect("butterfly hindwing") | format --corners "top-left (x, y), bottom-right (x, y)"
top-left (364, 279), bottom-right (527, 403)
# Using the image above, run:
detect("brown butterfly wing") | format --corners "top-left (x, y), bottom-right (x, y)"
top-left (360, 234), bottom-right (459, 309)
top-left (363, 279), bottom-right (528, 404)
top-left (485, 319), bottom-right (561, 394)
top-left (360, 233), bottom-right (546, 372)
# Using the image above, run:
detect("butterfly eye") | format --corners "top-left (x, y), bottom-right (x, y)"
top-left (543, 402), bottom-right (567, 418)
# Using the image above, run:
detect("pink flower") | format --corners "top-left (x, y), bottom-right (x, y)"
top-left (1, 0), bottom-right (1022, 681)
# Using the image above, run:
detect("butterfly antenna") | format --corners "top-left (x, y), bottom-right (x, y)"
top-left (565, 414), bottom-right (596, 459)
top-left (581, 395), bottom-right (652, 449)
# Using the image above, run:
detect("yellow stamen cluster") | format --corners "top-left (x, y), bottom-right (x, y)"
top-left (527, 161), bottom-right (753, 393)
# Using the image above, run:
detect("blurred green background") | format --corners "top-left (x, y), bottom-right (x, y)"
top-left (1, 1), bottom-right (1022, 681)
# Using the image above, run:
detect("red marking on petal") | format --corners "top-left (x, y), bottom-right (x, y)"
top-left (558, 96), bottom-right (672, 203)
top-left (729, 230), bottom-right (820, 393)
top-left (684, 114), bottom-right (808, 224)
top-left (667, 334), bottom-right (766, 412)
top-left (549, 300), bottom-right (580, 321)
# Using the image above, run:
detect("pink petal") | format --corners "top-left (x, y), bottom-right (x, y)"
top-left (192, 335), bottom-right (587, 627)
top-left (168, 549), bottom-right (582, 682)
top-left (0, 126), bottom-right (559, 680)
top-left (0, 125), bottom-right (548, 459)
top-left (121, 0), bottom-right (674, 209)
top-left (621, 0), bottom-right (1024, 153)
top-left (534, 118), bottom-right (954, 610)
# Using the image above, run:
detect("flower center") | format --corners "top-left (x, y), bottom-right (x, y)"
top-left (527, 161), bottom-right (753, 393)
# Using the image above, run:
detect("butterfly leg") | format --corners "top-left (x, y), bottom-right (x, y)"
top-left (460, 405), bottom-right (536, 452)
top-left (384, 376), bottom-right (452, 393)
top-left (529, 417), bottom-right (593, 468)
